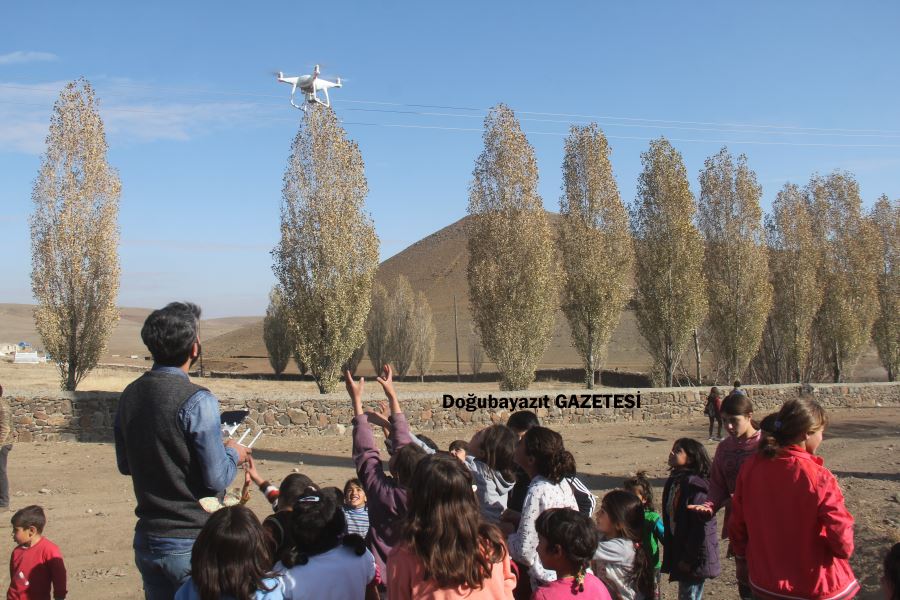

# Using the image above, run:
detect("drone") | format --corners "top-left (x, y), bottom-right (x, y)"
top-left (276, 65), bottom-right (342, 111)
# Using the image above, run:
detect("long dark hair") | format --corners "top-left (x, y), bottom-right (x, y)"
top-left (523, 427), bottom-right (576, 484)
top-left (884, 542), bottom-right (900, 600)
top-left (758, 397), bottom-right (827, 458)
top-left (669, 438), bottom-right (711, 478)
top-left (190, 505), bottom-right (275, 600)
top-left (401, 454), bottom-right (507, 590)
top-left (283, 487), bottom-right (367, 567)
top-left (595, 490), bottom-right (655, 598)
top-left (622, 471), bottom-right (655, 512)
top-left (476, 424), bottom-right (517, 481)
top-left (536, 508), bottom-right (597, 595)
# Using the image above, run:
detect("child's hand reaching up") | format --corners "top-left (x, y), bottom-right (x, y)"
top-left (376, 364), bottom-right (402, 414)
top-left (245, 455), bottom-right (264, 486)
top-left (345, 370), bottom-right (365, 417)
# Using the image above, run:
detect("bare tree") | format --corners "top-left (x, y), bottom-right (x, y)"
top-left (807, 171), bottom-right (880, 382)
top-left (467, 104), bottom-right (557, 390)
top-left (30, 79), bottom-right (121, 391)
top-left (631, 138), bottom-right (707, 387)
top-left (263, 286), bottom-right (293, 376)
top-left (871, 195), bottom-right (899, 381)
top-left (272, 105), bottom-right (379, 393)
top-left (559, 124), bottom-right (634, 388)
top-left (366, 282), bottom-right (392, 373)
top-left (388, 275), bottom-right (417, 378)
top-left (697, 148), bottom-right (772, 382)
top-left (412, 292), bottom-right (436, 382)
top-left (756, 183), bottom-right (822, 382)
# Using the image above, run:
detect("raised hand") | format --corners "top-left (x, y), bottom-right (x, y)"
top-left (345, 370), bottom-right (365, 416)
top-left (376, 364), bottom-right (400, 413)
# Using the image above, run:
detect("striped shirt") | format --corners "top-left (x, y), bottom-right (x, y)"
top-left (343, 506), bottom-right (369, 537)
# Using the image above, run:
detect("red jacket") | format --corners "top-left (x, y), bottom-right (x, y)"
top-left (729, 447), bottom-right (858, 600)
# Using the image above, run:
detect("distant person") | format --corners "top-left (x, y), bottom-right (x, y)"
top-left (703, 387), bottom-right (724, 441)
top-left (0, 383), bottom-right (11, 510)
top-left (729, 380), bottom-right (747, 398)
top-left (8, 505), bottom-right (67, 600)
top-left (448, 439), bottom-right (469, 462)
top-left (115, 301), bottom-right (250, 600)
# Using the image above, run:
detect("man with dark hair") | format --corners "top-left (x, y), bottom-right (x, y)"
top-left (115, 301), bottom-right (249, 600)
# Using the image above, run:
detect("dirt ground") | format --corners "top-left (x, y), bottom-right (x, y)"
top-left (0, 399), bottom-right (897, 599)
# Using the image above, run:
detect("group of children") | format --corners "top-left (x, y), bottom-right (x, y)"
top-left (6, 371), bottom-right (900, 600)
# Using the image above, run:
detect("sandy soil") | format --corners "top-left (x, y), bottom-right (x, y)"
top-left (0, 403), bottom-right (896, 599)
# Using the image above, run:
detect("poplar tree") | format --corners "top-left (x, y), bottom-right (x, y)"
top-left (808, 172), bottom-right (880, 382)
top-left (412, 291), bottom-right (436, 382)
top-left (758, 183), bottom-right (822, 382)
top-left (273, 106), bottom-right (379, 393)
top-left (263, 286), bottom-right (293, 376)
top-left (871, 195), bottom-right (899, 381)
top-left (366, 282), bottom-right (391, 373)
top-left (30, 79), bottom-right (121, 391)
top-left (697, 148), bottom-right (772, 381)
top-left (632, 138), bottom-right (707, 387)
top-left (559, 124), bottom-right (633, 388)
top-left (467, 104), bottom-right (557, 390)
top-left (388, 275), bottom-right (417, 378)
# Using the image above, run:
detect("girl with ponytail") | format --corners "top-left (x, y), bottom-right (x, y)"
top-left (502, 427), bottom-right (579, 595)
top-left (593, 490), bottom-right (655, 600)
top-left (534, 508), bottom-right (611, 599)
top-left (729, 398), bottom-right (858, 600)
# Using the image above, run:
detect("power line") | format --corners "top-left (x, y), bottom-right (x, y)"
top-left (2, 81), bottom-right (899, 137)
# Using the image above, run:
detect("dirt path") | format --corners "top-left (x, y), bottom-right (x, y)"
top-left (1, 407), bottom-right (897, 598)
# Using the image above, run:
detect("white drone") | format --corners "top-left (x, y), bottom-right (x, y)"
top-left (276, 64), bottom-right (342, 110)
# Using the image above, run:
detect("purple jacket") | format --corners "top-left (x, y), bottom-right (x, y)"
top-left (661, 471), bottom-right (721, 581)
top-left (352, 412), bottom-right (413, 578)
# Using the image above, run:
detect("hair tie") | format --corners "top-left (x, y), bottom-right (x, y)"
top-left (634, 541), bottom-right (641, 549)
top-left (774, 420), bottom-right (783, 431)
top-left (298, 495), bottom-right (320, 503)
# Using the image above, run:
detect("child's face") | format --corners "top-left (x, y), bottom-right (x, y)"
top-left (595, 505), bottom-right (614, 537)
top-left (724, 414), bottom-right (753, 438)
top-left (345, 484), bottom-right (366, 509)
top-left (805, 427), bottom-right (824, 455)
top-left (668, 445), bottom-right (689, 469)
top-left (536, 534), bottom-right (563, 571)
top-left (450, 448), bottom-right (467, 462)
top-left (12, 526), bottom-right (36, 546)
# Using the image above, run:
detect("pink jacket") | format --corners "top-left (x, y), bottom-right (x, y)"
top-left (729, 447), bottom-right (858, 600)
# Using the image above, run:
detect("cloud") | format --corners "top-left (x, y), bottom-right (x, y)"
top-left (0, 78), bottom-right (263, 154)
top-left (0, 51), bottom-right (58, 66)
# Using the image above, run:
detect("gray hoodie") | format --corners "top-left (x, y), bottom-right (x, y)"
top-left (465, 456), bottom-right (515, 524)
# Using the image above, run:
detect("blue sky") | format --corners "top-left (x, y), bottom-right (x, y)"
top-left (2, 2), bottom-right (898, 317)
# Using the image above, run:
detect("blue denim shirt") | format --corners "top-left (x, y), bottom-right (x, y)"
top-left (114, 365), bottom-right (239, 494)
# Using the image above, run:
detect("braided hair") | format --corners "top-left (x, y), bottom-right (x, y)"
top-left (535, 508), bottom-right (597, 595)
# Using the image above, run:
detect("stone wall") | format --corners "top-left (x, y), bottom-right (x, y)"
top-left (3, 382), bottom-right (898, 443)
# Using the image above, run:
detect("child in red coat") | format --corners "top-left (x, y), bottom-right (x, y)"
top-left (8, 505), bottom-right (67, 600)
top-left (729, 398), bottom-right (858, 600)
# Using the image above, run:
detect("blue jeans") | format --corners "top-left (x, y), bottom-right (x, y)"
top-left (133, 531), bottom-right (195, 600)
top-left (678, 580), bottom-right (705, 600)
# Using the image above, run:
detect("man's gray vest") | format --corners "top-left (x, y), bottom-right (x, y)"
top-left (118, 370), bottom-right (217, 538)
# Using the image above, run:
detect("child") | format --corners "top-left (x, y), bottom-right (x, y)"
top-left (534, 508), bottom-right (611, 599)
top-left (505, 412), bottom-right (595, 518)
top-left (883, 542), bottom-right (900, 600)
top-left (504, 427), bottom-right (579, 593)
top-left (702, 388), bottom-right (723, 441)
top-left (346, 365), bottom-right (426, 585)
top-left (175, 505), bottom-right (284, 600)
top-left (729, 398), bottom-right (858, 600)
top-left (343, 478), bottom-right (370, 538)
top-left (593, 490), bottom-right (655, 600)
top-left (622, 472), bottom-right (663, 598)
top-left (448, 440), bottom-right (469, 462)
top-left (8, 506), bottom-right (66, 600)
top-left (661, 439), bottom-right (719, 599)
top-left (279, 487), bottom-right (377, 600)
top-left (387, 454), bottom-right (516, 599)
top-left (465, 424), bottom-right (517, 524)
top-left (689, 394), bottom-right (760, 599)
top-left (246, 457), bottom-right (319, 565)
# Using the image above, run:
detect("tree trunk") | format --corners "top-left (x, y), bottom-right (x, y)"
top-left (693, 328), bottom-right (701, 385)
top-left (586, 325), bottom-right (595, 389)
